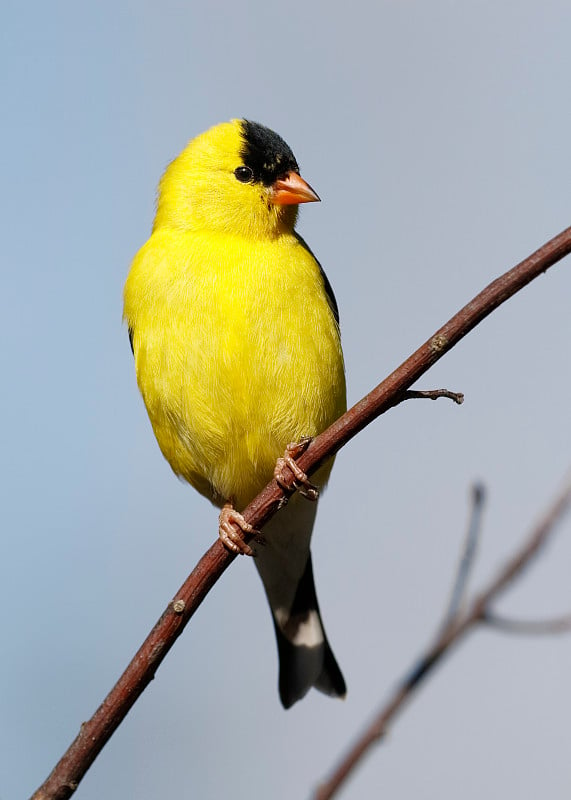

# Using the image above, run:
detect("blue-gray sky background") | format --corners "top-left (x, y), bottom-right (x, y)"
top-left (2, 1), bottom-right (571, 798)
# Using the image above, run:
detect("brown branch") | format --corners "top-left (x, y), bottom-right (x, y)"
top-left (313, 476), bottom-right (571, 800)
top-left (30, 225), bottom-right (571, 800)
top-left (482, 611), bottom-right (571, 634)
top-left (402, 388), bottom-right (465, 404)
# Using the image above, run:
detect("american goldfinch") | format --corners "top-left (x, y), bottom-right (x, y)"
top-left (124, 119), bottom-right (346, 707)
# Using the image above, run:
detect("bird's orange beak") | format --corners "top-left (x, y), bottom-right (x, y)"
top-left (270, 171), bottom-right (320, 205)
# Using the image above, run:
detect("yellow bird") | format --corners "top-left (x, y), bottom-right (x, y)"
top-left (124, 119), bottom-right (346, 707)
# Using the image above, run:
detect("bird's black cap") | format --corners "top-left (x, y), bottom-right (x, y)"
top-left (240, 120), bottom-right (300, 186)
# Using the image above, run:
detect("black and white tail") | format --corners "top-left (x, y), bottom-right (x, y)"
top-left (253, 495), bottom-right (346, 708)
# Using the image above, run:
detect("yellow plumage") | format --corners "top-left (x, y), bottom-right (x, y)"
top-left (125, 120), bottom-right (345, 509)
top-left (124, 119), bottom-right (346, 706)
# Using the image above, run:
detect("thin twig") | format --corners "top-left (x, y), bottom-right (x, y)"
top-left (402, 389), bottom-right (465, 405)
top-left (312, 477), bottom-right (571, 800)
top-left (482, 611), bottom-right (571, 635)
top-left (442, 483), bottom-right (486, 627)
top-left (30, 226), bottom-right (571, 800)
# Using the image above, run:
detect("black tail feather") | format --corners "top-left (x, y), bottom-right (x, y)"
top-left (273, 554), bottom-right (346, 709)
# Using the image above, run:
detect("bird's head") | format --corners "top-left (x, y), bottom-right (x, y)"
top-left (153, 119), bottom-right (319, 239)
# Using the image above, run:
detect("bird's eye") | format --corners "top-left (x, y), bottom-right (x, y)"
top-left (234, 166), bottom-right (254, 183)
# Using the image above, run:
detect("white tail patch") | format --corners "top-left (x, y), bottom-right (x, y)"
top-left (275, 607), bottom-right (324, 648)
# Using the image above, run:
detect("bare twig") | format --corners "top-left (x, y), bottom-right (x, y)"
top-left (482, 611), bottom-right (571, 635)
top-left (313, 477), bottom-right (571, 800)
top-left (402, 388), bottom-right (464, 405)
top-left (442, 483), bottom-right (486, 627)
top-left (30, 226), bottom-right (571, 800)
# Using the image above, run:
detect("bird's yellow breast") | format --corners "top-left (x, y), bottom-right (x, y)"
top-left (124, 229), bottom-right (345, 509)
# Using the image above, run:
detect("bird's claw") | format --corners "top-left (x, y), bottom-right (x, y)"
top-left (274, 438), bottom-right (319, 501)
top-left (218, 502), bottom-right (259, 556)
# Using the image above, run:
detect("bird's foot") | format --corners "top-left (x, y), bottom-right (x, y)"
top-left (274, 438), bottom-right (319, 501)
top-left (218, 502), bottom-right (260, 556)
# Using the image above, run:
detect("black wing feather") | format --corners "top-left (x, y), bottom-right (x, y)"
top-left (294, 232), bottom-right (340, 326)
